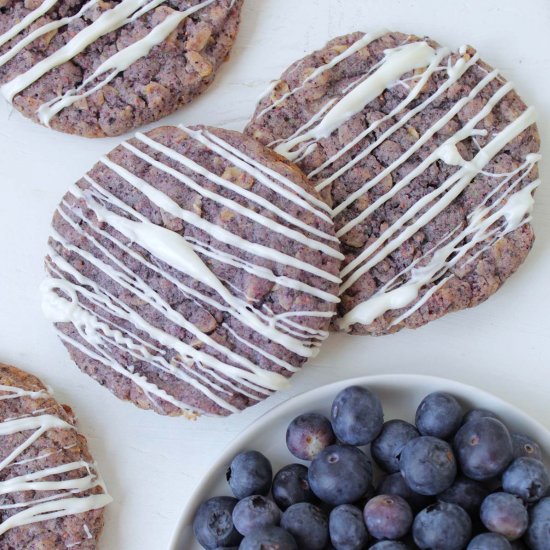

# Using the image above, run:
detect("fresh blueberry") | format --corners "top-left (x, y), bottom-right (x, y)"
top-left (462, 409), bottom-right (499, 425)
top-left (331, 386), bottom-right (384, 446)
top-left (371, 420), bottom-right (419, 473)
top-left (467, 532), bottom-right (512, 549)
top-left (363, 494), bottom-right (413, 540)
top-left (502, 457), bottom-right (550, 503)
top-left (511, 433), bottom-right (543, 461)
top-left (193, 496), bottom-right (242, 549)
top-left (309, 444), bottom-right (373, 505)
top-left (280, 502), bottom-right (328, 550)
top-left (238, 525), bottom-right (297, 550)
top-left (412, 501), bottom-right (472, 550)
top-left (377, 472), bottom-right (433, 512)
top-left (437, 475), bottom-right (489, 515)
top-left (399, 436), bottom-right (457, 495)
top-left (527, 497), bottom-right (550, 550)
top-left (329, 504), bottom-right (369, 550)
top-left (453, 417), bottom-right (513, 480)
top-left (286, 413), bottom-right (336, 461)
top-left (415, 392), bottom-right (463, 439)
top-left (272, 464), bottom-right (316, 511)
top-left (232, 495), bottom-right (281, 536)
top-left (480, 492), bottom-right (528, 540)
top-left (368, 542), bottom-right (410, 549)
top-left (227, 451), bottom-right (272, 499)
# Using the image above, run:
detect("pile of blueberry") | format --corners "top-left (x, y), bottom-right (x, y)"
top-left (192, 385), bottom-right (550, 549)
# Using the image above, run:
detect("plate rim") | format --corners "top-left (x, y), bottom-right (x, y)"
top-left (169, 373), bottom-right (550, 549)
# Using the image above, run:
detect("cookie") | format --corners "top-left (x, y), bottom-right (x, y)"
top-left (0, 363), bottom-right (111, 548)
top-left (246, 31), bottom-right (541, 335)
top-left (41, 125), bottom-right (342, 417)
top-left (0, 0), bottom-right (242, 137)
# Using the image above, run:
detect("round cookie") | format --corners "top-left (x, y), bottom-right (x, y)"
top-left (0, 0), bottom-right (242, 137)
top-left (41, 125), bottom-right (342, 417)
top-left (246, 30), bottom-right (541, 335)
top-left (0, 363), bottom-right (111, 548)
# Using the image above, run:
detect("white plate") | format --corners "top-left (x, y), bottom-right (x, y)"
top-left (170, 374), bottom-right (550, 550)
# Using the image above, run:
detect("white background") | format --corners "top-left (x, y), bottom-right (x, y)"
top-left (0, 0), bottom-right (549, 548)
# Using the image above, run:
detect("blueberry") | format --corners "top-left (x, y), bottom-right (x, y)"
top-left (399, 436), bottom-right (456, 495)
top-left (272, 464), bottom-right (316, 511)
top-left (462, 409), bottom-right (499, 425)
top-left (331, 386), bottom-right (384, 446)
top-left (329, 504), bottom-right (369, 550)
top-left (480, 492), bottom-right (528, 540)
top-left (227, 451), bottom-right (272, 499)
top-left (502, 457), bottom-right (550, 503)
top-left (371, 420), bottom-right (419, 474)
top-left (527, 497), bottom-right (550, 550)
top-left (368, 542), bottom-right (410, 549)
top-left (309, 444), bottom-right (373, 505)
top-left (363, 494), bottom-right (413, 540)
top-left (412, 501), bottom-right (472, 550)
top-left (454, 417), bottom-right (513, 481)
top-left (466, 532), bottom-right (512, 549)
top-left (437, 475), bottom-right (489, 515)
top-left (511, 433), bottom-right (543, 461)
top-left (232, 495), bottom-right (281, 536)
top-left (238, 526), bottom-right (297, 550)
top-left (377, 472), bottom-right (433, 512)
top-left (415, 392), bottom-right (463, 439)
top-left (286, 413), bottom-right (336, 461)
top-left (193, 496), bottom-right (242, 549)
top-left (280, 502), bottom-right (328, 550)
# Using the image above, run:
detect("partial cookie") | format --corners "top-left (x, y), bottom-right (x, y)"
top-left (0, 363), bottom-right (111, 548)
top-left (41, 125), bottom-right (342, 417)
top-left (0, 0), bottom-right (242, 137)
top-left (246, 31), bottom-right (540, 335)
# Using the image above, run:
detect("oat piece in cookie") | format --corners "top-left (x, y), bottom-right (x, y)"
top-left (0, 0), bottom-right (243, 137)
top-left (246, 31), bottom-right (541, 335)
top-left (0, 363), bottom-right (111, 548)
top-left (41, 125), bottom-right (342, 417)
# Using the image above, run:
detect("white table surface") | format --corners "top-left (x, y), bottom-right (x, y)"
top-left (0, 0), bottom-right (549, 548)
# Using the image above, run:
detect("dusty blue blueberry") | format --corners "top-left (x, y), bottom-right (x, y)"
top-left (377, 472), bottom-right (432, 512)
top-left (331, 386), bottom-right (384, 446)
top-left (286, 413), bottom-right (336, 461)
top-left (413, 501), bottom-right (472, 550)
top-left (480, 492), bottom-right (528, 540)
top-left (462, 408), bottom-right (499, 425)
top-left (193, 496), bottom-right (242, 549)
top-left (272, 464), bottom-right (316, 511)
top-left (238, 526), bottom-right (297, 550)
top-left (371, 419), bottom-right (419, 473)
top-left (309, 444), bottom-right (373, 505)
top-left (368, 542), bottom-right (410, 549)
top-left (467, 533), bottom-right (512, 549)
top-left (280, 502), bottom-right (328, 550)
top-left (454, 417), bottom-right (513, 481)
top-left (527, 497), bottom-right (550, 550)
top-left (329, 504), bottom-right (369, 550)
top-left (511, 433), bottom-right (543, 461)
top-left (503, 457), bottom-right (550, 503)
top-left (437, 475), bottom-right (489, 515)
top-left (415, 392), bottom-right (463, 439)
top-left (227, 451), bottom-right (272, 499)
top-left (232, 495), bottom-right (281, 536)
top-left (363, 494), bottom-right (413, 540)
top-left (399, 436), bottom-right (456, 495)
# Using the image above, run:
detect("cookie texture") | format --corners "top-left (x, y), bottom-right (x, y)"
top-left (0, 363), bottom-right (111, 548)
top-left (41, 125), bottom-right (342, 417)
top-left (0, 0), bottom-right (242, 137)
top-left (246, 31), bottom-right (541, 335)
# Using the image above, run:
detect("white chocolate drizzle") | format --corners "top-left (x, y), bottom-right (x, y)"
top-left (41, 128), bottom-right (339, 415)
top-left (0, 383), bottom-right (111, 537)
top-left (0, 0), bottom-right (216, 123)
top-left (257, 32), bottom-right (540, 332)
